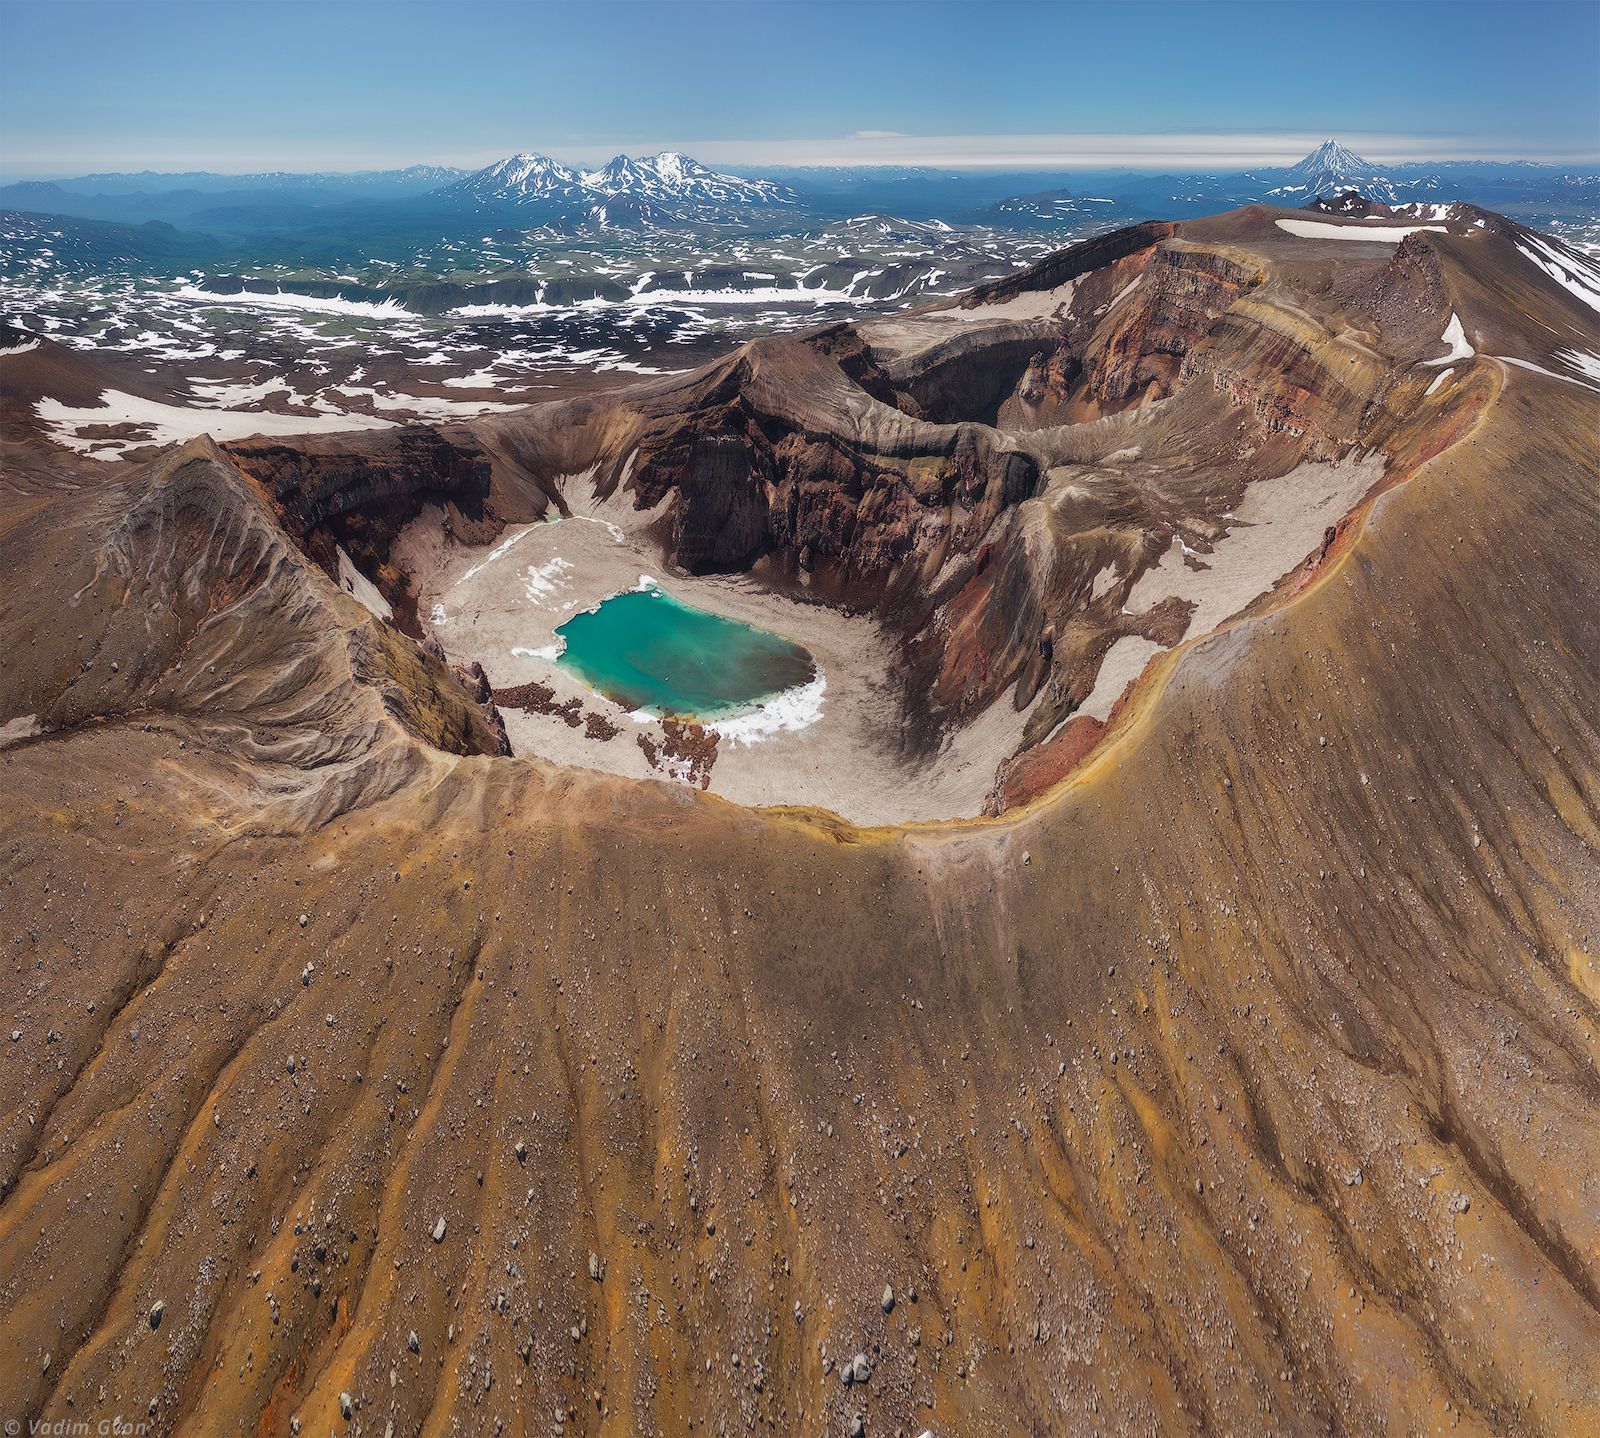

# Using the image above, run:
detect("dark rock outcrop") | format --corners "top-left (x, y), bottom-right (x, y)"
top-left (228, 427), bottom-right (502, 634)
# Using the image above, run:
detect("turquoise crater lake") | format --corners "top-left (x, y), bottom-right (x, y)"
top-left (555, 585), bottom-right (817, 721)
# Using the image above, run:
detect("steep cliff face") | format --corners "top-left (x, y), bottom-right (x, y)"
top-left (1081, 244), bottom-right (1266, 408)
top-left (660, 432), bottom-right (773, 571)
top-left (227, 428), bottom-right (523, 634)
top-left (576, 228), bottom-right (1259, 616)
top-left (959, 219), bottom-right (1177, 304)
top-left (609, 330), bottom-right (1046, 589)
top-left (229, 428), bottom-right (497, 533)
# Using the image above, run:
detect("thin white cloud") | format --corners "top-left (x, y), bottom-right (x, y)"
top-left (650, 131), bottom-right (1600, 169)
top-left (4, 130), bottom-right (1594, 179)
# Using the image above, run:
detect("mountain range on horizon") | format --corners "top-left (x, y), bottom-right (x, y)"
top-left (4, 139), bottom-right (1597, 222)
top-left (8, 137), bottom-right (1597, 189)
top-left (438, 149), bottom-right (799, 224)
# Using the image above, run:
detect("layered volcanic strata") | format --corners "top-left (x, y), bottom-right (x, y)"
top-left (1, 202), bottom-right (1598, 1435)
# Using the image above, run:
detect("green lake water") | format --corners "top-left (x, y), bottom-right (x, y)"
top-left (555, 585), bottom-right (815, 719)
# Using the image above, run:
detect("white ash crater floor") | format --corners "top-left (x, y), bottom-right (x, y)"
top-left (393, 480), bottom-right (1032, 824)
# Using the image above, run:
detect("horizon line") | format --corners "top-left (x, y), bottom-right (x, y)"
top-left (4, 131), bottom-right (1598, 181)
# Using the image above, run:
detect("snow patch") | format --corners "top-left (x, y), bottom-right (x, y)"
top-left (1425, 313), bottom-right (1474, 366)
top-left (173, 285), bottom-right (416, 319)
top-left (1557, 348), bottom-right (1600, 384)
top-left (1497, 354), bottom-right (1600, 394)
top-left (1274, 219), bottom-right (1447, 242)
top-left (1514, 234), bottom-right (1600, 316)
top-left (457, 524), bottom-right (539, 584)
top-left (707, 672), bottom-right (827, 747)
top-left (1090, 564), bottom-right (1120, 601)
top-left (0, 714), bottom-right (41, 748)
top-left (1079, 637), bottom-right (1163, 721)
top-left (522, 556), bottom-right (575, 604)
top-left (37, 388), bottom-right (393, 460)
top-left (333, 384), bottom-right (526, 419)
top-left (336, 545), bottom-right (393, 620)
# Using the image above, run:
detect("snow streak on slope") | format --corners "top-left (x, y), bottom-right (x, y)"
top-left (1515, 232), bottom-right (1600, 315)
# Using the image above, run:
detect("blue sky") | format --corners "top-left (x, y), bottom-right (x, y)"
top-left (1, 0), bottom-right (1596, 175)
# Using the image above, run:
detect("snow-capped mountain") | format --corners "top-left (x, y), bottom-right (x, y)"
top-left (444, 154), bottom-right (591, 206)
top-left (582, 151), bottom-right (792, 206)
top-left (439, 151), bottom-right (799, 223)
top-left (1267, 140), bottom-right (1400, 204)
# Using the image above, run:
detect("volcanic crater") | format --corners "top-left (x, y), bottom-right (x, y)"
top-left (212, 206), bottom-right (1531, 823)
top-left (2, 199), bottom-right (1599, 1438)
